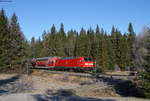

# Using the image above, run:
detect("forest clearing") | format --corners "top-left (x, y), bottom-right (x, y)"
top-left (0, 70), bottom-right (149, 101)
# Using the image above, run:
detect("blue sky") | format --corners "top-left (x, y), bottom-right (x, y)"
top-left (0, 0), bottom-right (150, 40)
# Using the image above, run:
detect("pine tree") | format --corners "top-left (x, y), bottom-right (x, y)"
top-left (98, 29), bottom-right (109, 71)
top-left (75, 28), bottom-right (88, 56)
top-left (127, 22), bottom-right (136, 70)
top-left (66, 29), bottom-right (77, 56)
top-left (111, 26), bottom-right (125, 70)
top-left (41, 25), bottom-right (58, 57)
top-left (49, 24), bottom-right (57, 56)
top-left (9, 13), bottom-right (26, 69)
top-left (87, 27), bottom-right (95, 57)
top-left (111, 26), bottom-right (118, 70)
top-left (119, 34), bottom-right (130, 70)
top-left (107, 35), bottom-right (115, 70)
top-left (93, 25), bottom-right (101, 69)
top-left (40, 30), bottom-right (49, 57)
top-left (128, 23), bottom-right (134, 33)
top-left (29, 37), bottom-right (36, 58)
top-left (55, 23), bottom-right (66, 56)
top-left (35, 37), bottom-right (44, 57)
top-left (0, 9), bottom-right (11, 70)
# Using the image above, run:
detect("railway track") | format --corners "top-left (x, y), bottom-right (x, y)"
top-left (32, 68), bottom-right (93, 78)
top-left (32, 67), bottom-right (134, 80)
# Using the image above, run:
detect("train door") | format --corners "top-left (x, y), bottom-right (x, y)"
top-left (47, 59), bottom-right (53, 67)
top-left (47, 58), bottom-right (58, 67)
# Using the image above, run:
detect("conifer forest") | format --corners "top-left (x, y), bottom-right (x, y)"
top-left (0, 9), bottom-right (150, 98)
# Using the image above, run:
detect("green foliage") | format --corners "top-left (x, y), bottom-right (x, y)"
top-left (0, 9), bottom-right (10, 70)
top-left (0, 9), bottom-right (137, 74)
top-left (9, 13), bottom-right (27, 69)
top-left (127, 22), bottom-right (136, 69)
top-left (0, 9), bottom-right (27, 72)
top-left (65, 29), bottom-right (77, 56)
top-left (2, 8), bottom-right (150, 98)
top-left (139, 28), bottom-right (150, 98)
top-left (75, 28), bottom-right (89, 56)
top-left (107, 35), bottom-right (115, 70)
top-left (28, 24), bottom-right (136, 72)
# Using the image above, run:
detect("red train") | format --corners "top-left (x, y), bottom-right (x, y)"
top-left (31, 56), bottom-right (95, 71)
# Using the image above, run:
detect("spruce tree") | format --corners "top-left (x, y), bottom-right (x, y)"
top-left (119, 34), bottom-right (130, 70)
top-left (111, 27), bottom-right (126, 70)
top-left (94, 25), bottom-right (101, 68)
top-left (111, 27), bottom-right (119, 70)
top-left (87, 27), bottom-right (95, 57)
top-left (75, 28), bottom-right (88, 56)
top-left (0, 9), bottom-right (11, 70)
top-left (30, 37), bottom-right (36, 58)
top-left (40, 30), bottom-right (49, 57)
top-left (127, 22), bottom-right (136, 70)
top-left (41, 25), bottom-right (57, 57)
top-left (107, 35), bottom-right (115, 70)
top-left (36, 37), bottom-right (44, 57)
top-left (55, 23), bottom-right (66, 56)
top-left (66, 29), bottom-right (77, 56)
top-left (49, 24), bottom-right (57, 56)
top-left (9, 13), bottom-right (26, 69)
top-left (98, 29), bottom-right (108, 71)
top-left (115, 30), bottom-right (121, 69)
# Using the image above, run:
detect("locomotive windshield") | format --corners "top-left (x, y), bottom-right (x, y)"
top-left (84, 57), bottom-right (93, 61)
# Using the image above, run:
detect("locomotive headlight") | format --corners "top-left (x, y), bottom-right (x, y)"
top-left (85, 63), bottom-right (93, 65)
top-left (89, 63), bottom-right (93, 65)
top-left (85, 63), bottom-right (89, 65)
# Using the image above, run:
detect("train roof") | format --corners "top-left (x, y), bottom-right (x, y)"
top-left (61, 57), bottom-right (77, 59)
top-left (34, 56), bottom-right (60, 60)
top-left (33, 56), bottom-right (92, 60)
top-left (61, 56), bottom-right (85, 60)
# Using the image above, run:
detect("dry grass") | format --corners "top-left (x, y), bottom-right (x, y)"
top-left (0, 71), bottom-right (149, 101)
top-left (0, 70), bottom-right (135, 98)
top-left (74, 82), bottom-right (119, 97)
top-left (105, 71), bottom-right (130, 76)
top-left (30, 70), bottom-right (118, 97)
top-left (0, 74), bottom-right (17, 80)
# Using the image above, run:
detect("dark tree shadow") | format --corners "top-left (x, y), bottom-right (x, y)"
top-left (0, 75), bottom-right (19, 95)
top-left (33, 89), bottom-right (116, 101)
top-left (96, 76), bottom-right (142, 97)
top-left (0, 90), bottom-right (9, 95)
top-left (0, 75), bottom-right (19, 86)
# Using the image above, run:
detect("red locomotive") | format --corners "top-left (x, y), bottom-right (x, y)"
top-left (31, 56), bottom-right (95, 71)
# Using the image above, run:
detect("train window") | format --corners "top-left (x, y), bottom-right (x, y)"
top-left (88, 57), bottom-right (93, 61)
top-left (49, 61), bottom-right (53, 64)
top-left (84, 57), bottom-right (89, 61)
top-left (84, 57), bottom-right (93, 61)
top-left (79, 60), bottom-right (82, 62)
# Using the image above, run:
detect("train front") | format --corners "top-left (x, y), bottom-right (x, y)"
top-left (82, 57), bottom-right (95, 71)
